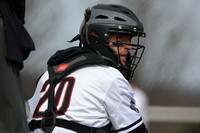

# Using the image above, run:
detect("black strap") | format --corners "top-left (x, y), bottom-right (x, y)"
top-left (28, 118), bottom-right (97, 133)
top-left (47, 65), bottom-right (59, 112)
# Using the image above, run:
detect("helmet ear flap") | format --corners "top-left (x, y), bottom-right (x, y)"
top-left (88, 34), bottom-right (98, 44)
top-left (87, 34), bottom-right (102, 49)
top-left (80, 20), bottom-right (101, 49)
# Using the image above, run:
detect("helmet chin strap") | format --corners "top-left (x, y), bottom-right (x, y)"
top-left (68, 34), bottom-right (80, 43)
top-left (68, 34), bottom-right (83, 47)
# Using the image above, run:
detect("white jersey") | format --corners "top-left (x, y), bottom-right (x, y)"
top-left (27, 65), bottom-right (144, 133)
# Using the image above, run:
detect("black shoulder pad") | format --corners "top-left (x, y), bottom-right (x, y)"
top-left (47, 48), bottom-right (109, 83)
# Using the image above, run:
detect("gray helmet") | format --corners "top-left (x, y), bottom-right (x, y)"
top-left (79, 4), bottom-right (146, 80)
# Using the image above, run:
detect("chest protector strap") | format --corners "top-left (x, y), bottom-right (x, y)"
top-left (29, 48), bottom-right (113, 133)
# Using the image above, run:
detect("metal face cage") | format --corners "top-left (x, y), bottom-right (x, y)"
top-left (106, 29), bottom-right (145, 80)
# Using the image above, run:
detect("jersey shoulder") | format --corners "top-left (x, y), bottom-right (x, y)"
top-left (74, 65), bottom-right (123, 79)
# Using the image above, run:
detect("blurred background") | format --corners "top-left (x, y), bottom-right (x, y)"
top-left (22, 0), bottom-right (200, 132)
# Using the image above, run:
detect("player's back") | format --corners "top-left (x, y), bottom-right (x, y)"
top-left (27, 65), bottom-right (124, 132)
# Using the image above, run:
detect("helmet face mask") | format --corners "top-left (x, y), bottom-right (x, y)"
top-left (107, 32), bottom-right (145, 80)
top-left (79, 4), bottom-right (146, 80)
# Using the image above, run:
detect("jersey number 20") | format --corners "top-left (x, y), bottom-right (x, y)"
top-left (33, 77), bottom-right (75, 118)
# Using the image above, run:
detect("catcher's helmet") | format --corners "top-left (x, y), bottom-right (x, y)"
top-left (77, 4), bottom-right (146, 80)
